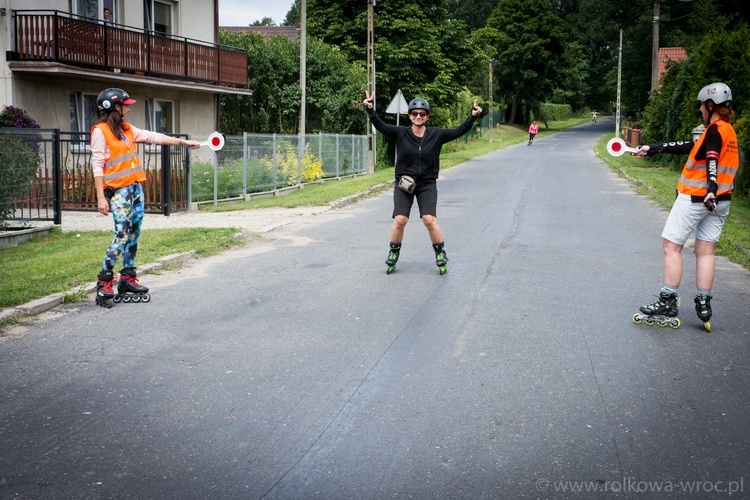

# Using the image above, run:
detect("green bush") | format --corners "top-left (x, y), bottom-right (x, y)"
top-left (0, 106), bottom-right (42, 228)
top-left (539, 103), bottom-right (572, 122)
top-left (640, 24), bottom-right (750, 187)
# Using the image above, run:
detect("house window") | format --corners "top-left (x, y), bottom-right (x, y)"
top-left (102, 0), bottom-right (119, 24)
top-left (145, 99), bottom-right (173, 133)
top-left (74, 0), bottom-right (99, 20)
top-left (70, 92), bottom-right (99, 149)
top-left (146, 0), bottom-right (174, 35)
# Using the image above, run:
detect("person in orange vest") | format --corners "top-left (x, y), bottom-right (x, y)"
top-left (91, 88), bottom-right (201, 307)
top-left (527, 120), bottom-right (538, 146)
top-left (634, 82), bottom-right (738, 331)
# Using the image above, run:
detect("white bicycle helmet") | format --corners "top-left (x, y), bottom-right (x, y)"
top-left (697, 82), bottom-right (732, 107)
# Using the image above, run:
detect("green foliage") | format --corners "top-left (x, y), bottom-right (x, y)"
top-left (260, 140), bottom-right (325, 185)
top-left (0, 106), bottom-right (42, 228)
top-left (640, 23), bottom-right (750, 188)
top-left (307, 0), bottom-right (482, 119)
top-left (218, 30), bottom-right (367, 135)
top-left (485, 0), bottom-right (566, 124)
top-left (539, 103), bottom-right (573, 122)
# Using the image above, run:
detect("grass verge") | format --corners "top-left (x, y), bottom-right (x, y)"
top-left (0, 227), bottom-right (243, 310)
top-left (593, 134), bottom-right (750, 270)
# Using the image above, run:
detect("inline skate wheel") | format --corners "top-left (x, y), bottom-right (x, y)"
top-left (121, 295), bottom-right (132, 303)
top-left (141, 293), bottom-right (151, 303)
top-left (657, 317), bottom-right (669, 328)
top-left (95, 296), bottom-right (113, 308)
top-left (131, 294), bottom-right (141, 303)
top-left (644, 317), bottom-right (655, 326)
top-left (632, 313), bottom-right (643, 324)
top-left (669, 317), bottom-right (681, 329)
top-left (439, 265), bottom-right (447, 275)
top-left (112, 295), bottom-right (121, 303)
top-left (704, 321), bottom-right (711, 333)
top-left (386, 265), bottom-right (396, 274)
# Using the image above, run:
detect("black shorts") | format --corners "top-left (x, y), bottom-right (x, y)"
top-left (393, 179), bottom-right (438, 218)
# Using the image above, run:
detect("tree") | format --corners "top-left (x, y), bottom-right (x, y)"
top-left (219, 30), bottom-right (367, 135)
top-left (485, 0), bottom-right (566, 124)
top-left (307, 0), bottom-right (484, 126)
top-left (251, 17), bottom-right (276, 27)
top-left (640, 22), bottom-right (750, 194)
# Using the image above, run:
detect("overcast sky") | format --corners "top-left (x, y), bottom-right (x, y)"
top-left (218, 0), bottom-right (294, 27)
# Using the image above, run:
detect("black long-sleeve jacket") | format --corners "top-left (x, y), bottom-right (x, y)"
top-left (366, 107), bottom-right (477, 181)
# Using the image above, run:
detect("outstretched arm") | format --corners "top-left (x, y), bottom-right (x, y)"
top-left (362, 91), bottom-right (400, 139)
top-left (440, 99), bottom-right (482, 143)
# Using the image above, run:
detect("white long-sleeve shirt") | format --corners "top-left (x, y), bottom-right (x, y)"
top-left (90, 124), bottom-right (169, 178)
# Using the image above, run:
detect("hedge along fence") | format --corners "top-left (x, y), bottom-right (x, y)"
top-left (538, 103), bottom-right (573, 122)
top-left (190, 132), bottom-right (368, 204)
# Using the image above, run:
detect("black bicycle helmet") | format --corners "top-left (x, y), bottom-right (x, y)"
top-left (408, 98), bottom-right (431, 114)
top-left (97, 88), bottom-right (136, 112)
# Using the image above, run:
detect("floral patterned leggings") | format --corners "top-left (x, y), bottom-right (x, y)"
top-left (102, 182), bottom-right (144, 272)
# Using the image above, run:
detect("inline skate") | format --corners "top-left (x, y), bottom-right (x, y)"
top-left (114, 267), bottom-right (151, 303)
top-left (694, 294), bottom-right (712, 332)
top-left (385, 242), bottom-right (401, 274)
top-left (95, 269), bottom-right (116, 308)
top-left (633, 290), bottom-right (681, 329)
top-left (433, 242), bottom-right (448, 275)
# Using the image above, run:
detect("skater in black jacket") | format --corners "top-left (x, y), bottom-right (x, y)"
top-left (363, 91), bottom-right (481, 274)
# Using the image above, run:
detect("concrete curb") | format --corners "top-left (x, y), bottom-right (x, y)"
top-left (0, 251), bottom-right (195, 326)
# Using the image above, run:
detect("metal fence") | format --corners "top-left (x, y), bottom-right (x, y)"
top-left (0, 129), bottom-right (369, 227)
top-left (0, 128), bottom-right (190, 228)
top-left (191, 132), bottom-right (369, 205)
top-left (0, 128), bottom-right (60, 228)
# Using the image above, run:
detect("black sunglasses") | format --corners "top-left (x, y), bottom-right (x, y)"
top-left (410, 111), bottom-right (428, 118)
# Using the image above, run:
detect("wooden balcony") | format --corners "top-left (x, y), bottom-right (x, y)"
top-left (9, 10), bottom-right (248, 87)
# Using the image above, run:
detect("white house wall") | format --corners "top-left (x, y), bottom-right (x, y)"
top-left (1, 0), bottom-right (228, 139)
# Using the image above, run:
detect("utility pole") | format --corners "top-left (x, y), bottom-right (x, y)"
top-left (489, 59), bottom-right (494, 144)
top-left (616, 29), bottom-right (623, 138)
top-left (650, 0), bottom-right (660, 94)
top-left (366, 0), bottom-right (376, 173)
top-left (298, 0), bottom-right (307, 184)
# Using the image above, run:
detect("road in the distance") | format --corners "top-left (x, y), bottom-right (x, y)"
top-left (2, 120), bottom-right (749, 499)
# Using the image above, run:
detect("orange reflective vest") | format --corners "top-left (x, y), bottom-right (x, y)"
top-left (678, 120), bottom-right (738, 198)
top-left (92, 122), bottom-right (145, 189)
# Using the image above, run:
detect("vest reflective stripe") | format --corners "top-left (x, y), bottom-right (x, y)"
top-left (92, 123), bottom-right (146, 189)
top-left (677, 120), bottom-right (738, 197)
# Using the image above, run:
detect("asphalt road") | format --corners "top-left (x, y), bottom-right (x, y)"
top-left (2, 120), bottom-right (750, 499)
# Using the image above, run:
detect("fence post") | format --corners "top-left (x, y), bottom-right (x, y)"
top-left (272, 134), bottom-right (277, 190)
top-left (53, 129), bottom-right (62, 225)
top-left (213, 148), bottom-right (218, 206)
top-left (336, 134), bottom-right (340, 178)
top-left (186, 136), bottom-right (193, 212)
top-left (243, 132), bottom-right (248, 199)
top-left (161, 144), bottom-right (172, 215)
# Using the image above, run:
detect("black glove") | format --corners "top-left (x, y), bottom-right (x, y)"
top-left (704, 198), bottom-right (716, 213)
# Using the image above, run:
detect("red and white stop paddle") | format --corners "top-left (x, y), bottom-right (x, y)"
top-left (198, 132), bottom-right (225, 151)
top-left (606, 137), bottom-right (640, 157)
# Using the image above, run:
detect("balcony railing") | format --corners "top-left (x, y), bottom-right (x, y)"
top-left (10, 10), bottom-right (248, 87)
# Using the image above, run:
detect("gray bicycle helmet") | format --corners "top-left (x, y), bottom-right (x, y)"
top-left (408, 98), bottom-right (431, 113)
top-left (97, 88), bottom-right (136, 112)
top-left (697, 82), bottom-right (732, 107)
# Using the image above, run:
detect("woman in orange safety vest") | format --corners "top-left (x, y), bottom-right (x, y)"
top-left (635, 82), bottom-right (738, 330)
top-left (91, 88), bottom-right (200, 307)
